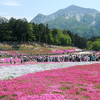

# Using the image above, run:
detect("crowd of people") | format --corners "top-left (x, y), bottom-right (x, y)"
top-left (35, 54), bottom-right (100, 62)
top-left (0, 51), bottom-right (100, 64)
top-left (18, 53), bottom-right (100, 63)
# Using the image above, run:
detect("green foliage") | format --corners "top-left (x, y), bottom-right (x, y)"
top-left (88, 36), bottom-right (100, 42)
top-left (87, 41), bottom-right (93, 50)
top-left (70, 25), bottom-right (90, 37)
top-left (0, 95), bottom-right (7, 99)
top-left (48, 30), bottom-right (54, 44)
top-left (90, 40), bottom-right (100, 51)
top-left (95, 13), bottom-right (100, 22)
top-left (51, 29), bottom-right (72, 46)
top-left (73, 34), bottom-right (87, 49)
top-left (45, 16), bottom-right (80, 30)
top-left (87, 37), bottom-right (100, 51)
top-left (94, 19), bottom-right (100, 32)
top-left (28, 23), bottom-right (36, 41)
top-left (80, 14), bottom-right (94, 25)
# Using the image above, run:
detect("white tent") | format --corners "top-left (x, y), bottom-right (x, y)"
top-left (75, 49), bottom-right (82, 52)
top-left (74, 51), bottom-right (93, 55)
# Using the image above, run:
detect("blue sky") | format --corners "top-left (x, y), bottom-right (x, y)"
top-left (0, 0), bottom-right (100, 22)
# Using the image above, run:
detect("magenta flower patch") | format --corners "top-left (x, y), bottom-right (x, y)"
top-left (0, 63), bottom-right (100, 99)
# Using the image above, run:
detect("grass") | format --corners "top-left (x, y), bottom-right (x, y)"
top-left (0, 43), bottom-right (77, 54)
top-left (57, 46), bottom-right (76, 50)
top-left (0, 95), bottom-right (7, 99)
top-left (48, 48), bottom-right (56, 51)
top-left (0, 45), bottom-right (12, 50)
top-left (80, 88), bottom-right (87, 91)
top-left (96, 86), bottom-right (100, 89)
top-left (59, 86), bottom-right (71, 90)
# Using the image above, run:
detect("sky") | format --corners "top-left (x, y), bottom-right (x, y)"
top-left (0, 0), bottom-right (100, 22)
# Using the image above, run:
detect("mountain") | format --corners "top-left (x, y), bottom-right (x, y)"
top-left (31, 5), bottom-right (99, 24)
top-left (30, 5), bottom-right (100, 38)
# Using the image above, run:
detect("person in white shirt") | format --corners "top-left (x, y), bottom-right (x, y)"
top-left (10, 56), bottom-right (12, 64)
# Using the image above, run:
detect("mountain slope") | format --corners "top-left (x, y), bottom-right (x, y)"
top-left (31, 5), bottom-right (99, 24)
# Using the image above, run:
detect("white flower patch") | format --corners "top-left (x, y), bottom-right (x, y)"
top-left (0, 61), bottom-right (100, 80)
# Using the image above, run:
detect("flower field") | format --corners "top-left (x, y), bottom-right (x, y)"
top-left (0, 62), bottom-right (100, 99)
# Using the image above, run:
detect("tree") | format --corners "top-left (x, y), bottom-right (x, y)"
top-left (87, 41), bottom-right (93, 50)
top-left (8, 17), bottom-right (16, 41)
top-left (14, 19), bottom-right (24, 42)
top-left (0, 18), bottom-right (9, 41)
top-left (28, 23), bottom-right (36, 41)
top-left (14, 18), bottom-right (30, 42)
top-left (33, 23), bottom-right (38, 42)
top-left (66, 30), bottom-right (75, 46)
top-left (45, 24), bottom-right (50, 44)
top-left (48, 30), bottom-right (54, 44)
top-left (38, 23), bottom-right (45, 42)
top-left (52, 29), bottom-right (58, 45)
top-left (90, 39), bottom-right (100, 51)
top-left (0, 17), bottom-right (8, 24)
top-left (73, 33), bottom-right (87, 49)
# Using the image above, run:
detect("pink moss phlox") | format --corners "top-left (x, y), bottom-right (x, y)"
top-left (51, 49), bottom-right (76, 53)
top-left (0, 63), bottom-right (100, 99)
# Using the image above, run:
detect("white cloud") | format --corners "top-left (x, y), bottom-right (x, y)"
top-left (0, 12), bottom-right (10, 15)
top-left (0, 0), bottom-right (21, 6)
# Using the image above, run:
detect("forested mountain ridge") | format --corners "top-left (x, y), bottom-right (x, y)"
top-left (31, 5), bottom-right (100, 38)
top-left (1, 17), bottom-right (100, 50)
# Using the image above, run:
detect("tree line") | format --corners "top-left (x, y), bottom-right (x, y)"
top-left (0, 17), bottom-right (93, 49)
top-left (87, 36), bottom-right (100, 51)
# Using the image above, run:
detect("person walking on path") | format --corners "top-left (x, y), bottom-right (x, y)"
top-left (10, 56), bottom-right (12, 64)
top-left (21, 55), bottom-right (23, 64)
top-left (14, 56), bottom-right (16, 64)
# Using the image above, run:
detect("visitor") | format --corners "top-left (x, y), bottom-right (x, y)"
top-left (72, 56), bottom-right (75, 62)
top-left (91, 55), bottom-right (95, 61)
top-left (10, 56), bottom-right (12, 64)
top-left (21, 55), bottom-right (23, 63)
top-left (14, 56), bottom-right (16, 64)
